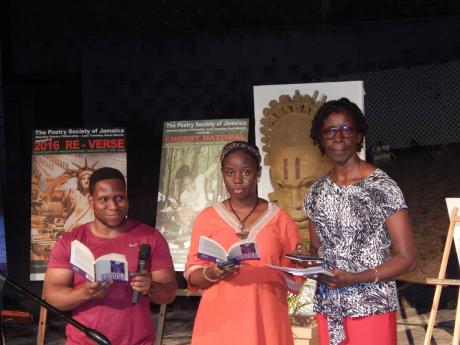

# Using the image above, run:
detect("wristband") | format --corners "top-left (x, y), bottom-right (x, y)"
top-left (203, 266), bottom-right (220, 283)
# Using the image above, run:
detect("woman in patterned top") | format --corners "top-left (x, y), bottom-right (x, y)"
top-left (303, 98), bottom-right (416, 345)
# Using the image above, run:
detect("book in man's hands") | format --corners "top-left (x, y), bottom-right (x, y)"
top-left (197, 236), bottom-right (260, 268)
top-left (70, 240), bottom-right (128, 283)
top-left (266, 263), bottom-right (334, 277)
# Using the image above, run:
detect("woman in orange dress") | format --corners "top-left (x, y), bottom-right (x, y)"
top-left (184, 141), bottom-right (302, 345)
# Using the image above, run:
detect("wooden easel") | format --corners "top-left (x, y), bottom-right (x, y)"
top-left (424, 206), bottom-right (460, 345)
top-left (155, 288), bottom-right (200, 345)
top-left (36, 304), bottom-right (47, 345)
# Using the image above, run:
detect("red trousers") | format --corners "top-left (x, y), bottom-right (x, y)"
top-left (317, 311), bottom-right (397, 345)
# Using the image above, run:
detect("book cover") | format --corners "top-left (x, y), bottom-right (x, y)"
top-left (70, 240), bottom-right (128, 282)
top-left (266, 263), bottom-right (334, 277)
top-left (197, 235), bottom-right (260, 263)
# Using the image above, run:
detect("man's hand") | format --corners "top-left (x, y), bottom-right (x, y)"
top-left (83, 280), bottom-right (114, 299)
top-left (44, 267), bottom-right (114, 311)
top-left (130, 270), bottom-right (152, 296)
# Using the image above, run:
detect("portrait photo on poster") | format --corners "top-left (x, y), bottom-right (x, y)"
top-left (155, 119), bottom-right (249, 271)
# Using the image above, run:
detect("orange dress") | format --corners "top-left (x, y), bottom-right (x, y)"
top-left (184, 202), bottom-right (302, 345)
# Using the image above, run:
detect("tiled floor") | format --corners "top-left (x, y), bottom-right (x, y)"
top-left (397, 307), bottom-right (455, 345)
top-left (157, 307), bottom-right (458, 345)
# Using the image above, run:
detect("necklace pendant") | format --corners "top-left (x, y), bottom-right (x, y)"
top-left (239, 223), bottom-right (245, 231)
top-left (236, 230), bottom-right (249, 240)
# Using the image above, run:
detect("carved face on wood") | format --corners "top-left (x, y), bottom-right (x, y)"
top-left (266, 113), bottom-right (331, 232)
top-left (259, 91), bottom-right (333, 243)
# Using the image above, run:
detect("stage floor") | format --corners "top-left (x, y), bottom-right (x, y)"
top-left (1, 304), bottom-right (457, 345)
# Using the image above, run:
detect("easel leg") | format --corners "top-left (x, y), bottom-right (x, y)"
top-left (423, 284), bottom-right (442, 345)
top-left (36, 305), bottom-right (47, 345)
top-left (424, 207), bottom-right (460, 344)
top-left (155, 303), bottom-right (167, 345)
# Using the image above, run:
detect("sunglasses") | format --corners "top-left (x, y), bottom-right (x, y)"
top-left (320, 124), bottom-right (356, 139)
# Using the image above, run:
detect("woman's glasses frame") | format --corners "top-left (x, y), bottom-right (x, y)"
top-left (320, 124), bottom-right (356, 140)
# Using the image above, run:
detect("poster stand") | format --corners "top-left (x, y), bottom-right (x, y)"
top-left (424, 206), bottom-right (460, 345)
top-left (36, 303), bottom-right (47, 345)
top-left (155, 288), bottom-right (200, 345)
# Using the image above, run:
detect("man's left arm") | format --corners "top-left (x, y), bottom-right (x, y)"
top-left (149, 268), bottom-right (177, 304)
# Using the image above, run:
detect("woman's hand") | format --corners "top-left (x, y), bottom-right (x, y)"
top-left (189, 262), bottom-right (241, 289)
top-left (206, 263), bottom-right (241, 281)
top-left (314, 268), bottom-right (354, 289)
top-left (288, 242), bottom-right (323, 268)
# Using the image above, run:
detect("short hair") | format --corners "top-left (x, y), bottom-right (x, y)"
top-left (89, 167), bottom-right (126, 195)
top-left (310, 97), bottom-right (368, 154)
top-left (220, 141), bottom-right (261, 167)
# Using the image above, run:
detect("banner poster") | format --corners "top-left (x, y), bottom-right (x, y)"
top-left (155, 119), bottom-right (249, 271)
top-left (0, 183), bottom-right (7, 275)
top-left (30, 127), bottom-right (127, 281)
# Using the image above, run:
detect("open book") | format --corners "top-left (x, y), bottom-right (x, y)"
top-left (197, 236), bottom-right (260, 265)
top-left (266, 263), bottom-right (334, 277)
top-left (70, 240), bottom-right (128, 282)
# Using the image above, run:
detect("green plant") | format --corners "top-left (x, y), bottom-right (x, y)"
top-left (288, 281), bottom-right (315, 326)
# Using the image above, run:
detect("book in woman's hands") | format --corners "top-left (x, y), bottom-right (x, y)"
top-left (266, 263), bottom-right (334, 277)
top-left (70, 240), bottom-right (128, 283)
top-left (284, 253), bottom-right (325, 264)
top-left (197, 236), bottom-right (260, 267)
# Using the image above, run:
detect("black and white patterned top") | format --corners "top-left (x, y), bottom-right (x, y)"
top-left (304, 168), bottom-right (407, 345)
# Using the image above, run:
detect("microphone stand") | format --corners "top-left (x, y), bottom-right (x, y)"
top-left (0, 273), bottom-right (111, 345)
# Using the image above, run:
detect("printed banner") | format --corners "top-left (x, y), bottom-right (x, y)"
top-left (155, 119), bottom-right (249, 271)
top-left (30, 127), bottom-right (127, 280)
